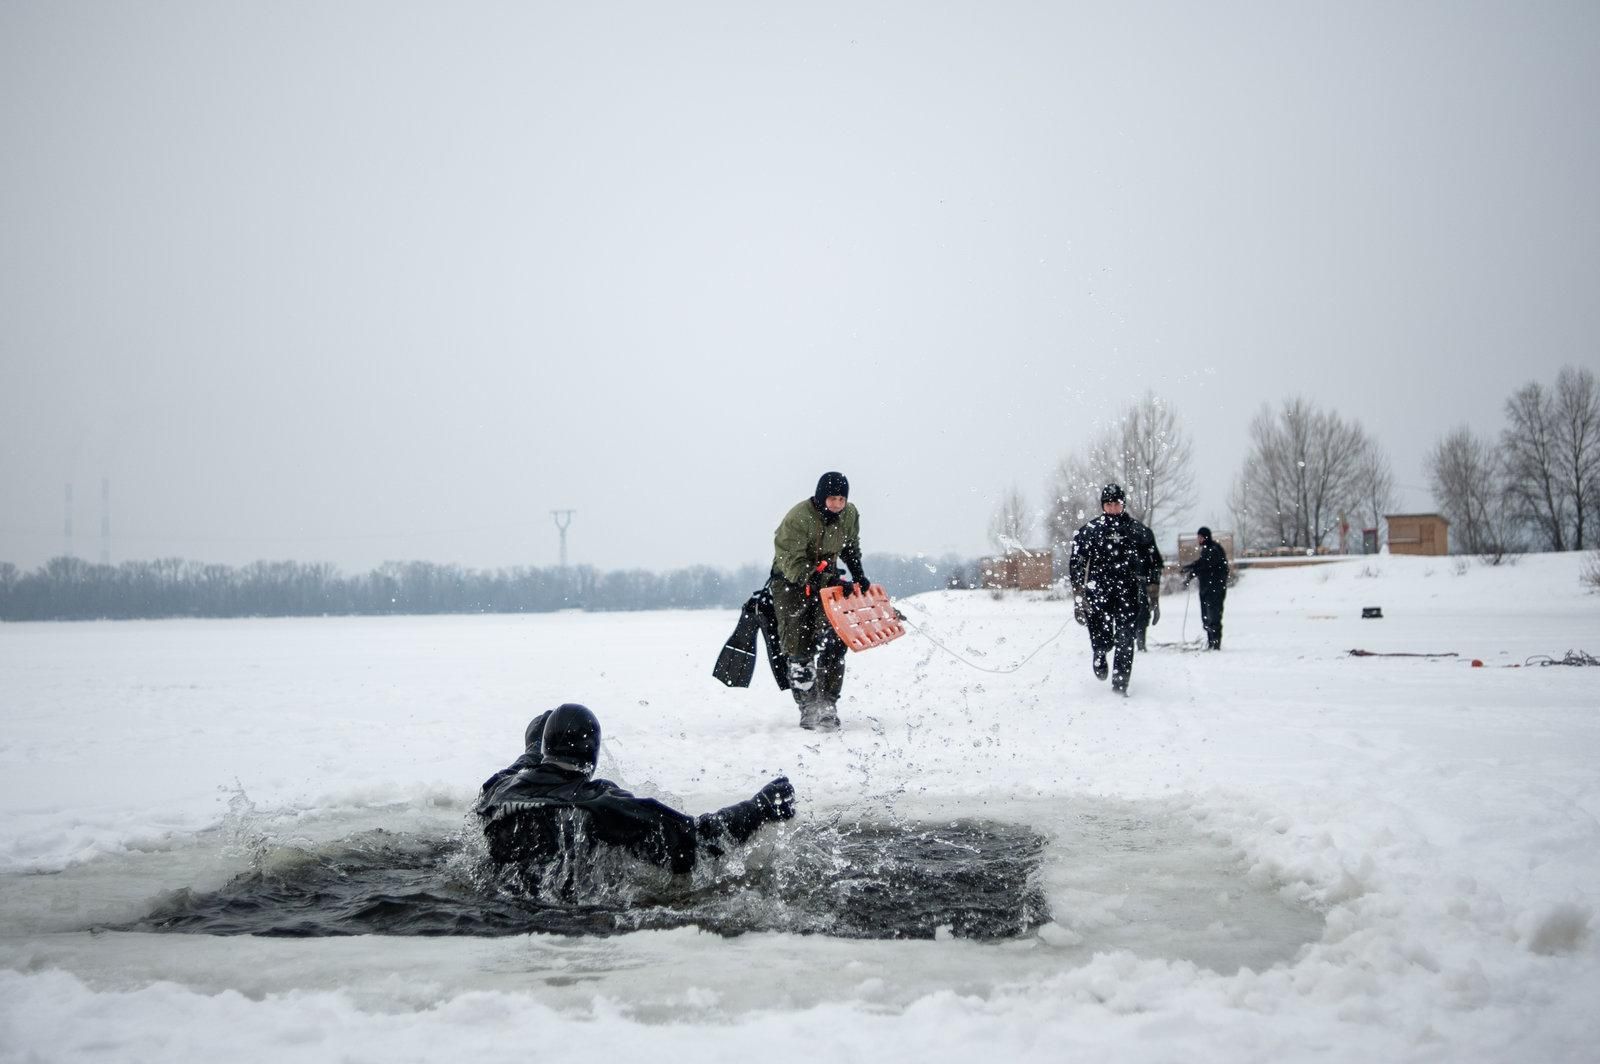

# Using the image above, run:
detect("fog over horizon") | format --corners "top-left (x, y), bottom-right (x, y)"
top-left (4, 2), bottom-right (1596, 575)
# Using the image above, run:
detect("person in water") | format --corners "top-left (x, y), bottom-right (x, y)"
top-left (476, 703), bottom-right (796, 877)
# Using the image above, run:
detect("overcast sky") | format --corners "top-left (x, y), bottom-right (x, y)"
top-left (3, 2), bottom-right (1596, 574)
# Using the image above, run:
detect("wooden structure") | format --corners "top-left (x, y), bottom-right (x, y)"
top-left (978, 547), bottom-right (1054, 590)
top-left (1384, 513), bottom-right (1449, 556)
top-left (1175, 531), bottom-right (1235, 572)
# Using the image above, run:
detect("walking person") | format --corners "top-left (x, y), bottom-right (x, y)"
top-left (1069, 483), bottom-right (1163, 695)
top-left (1134, 537), bottom-right (1166, 652)
top-left (769, 471), bottom-right (870, 731)
top-left (1182, 526), bottom-right (1230, 650)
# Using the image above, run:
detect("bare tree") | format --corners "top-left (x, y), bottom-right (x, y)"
top-left (1427, 426), bottom-right (1517, 554)
top-left (1226, 472), bottom-right (1256, 555)
top-left (1554, 365), bottom-right (1600, 549)
top-left (1351, 444), bottom-right (1397, 550)
top-left (1501, 380), bottom-right (1567, 550)
top-left (1046, 392), bottom-right (1195, 552)
top-left (1045, 452), bottom-right (1100, 557)
top-left (1117, 392), bottom-right (1196, 536)
top-left (987, 486), bottom-right (1032, 553)
top-left (1234, 398), bottom-right (1375, 550)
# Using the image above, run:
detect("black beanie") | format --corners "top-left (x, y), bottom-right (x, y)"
top-left (1197, 526), bottom-right (1212, 540)
top-left (814, 471), bottom-right (850, 504)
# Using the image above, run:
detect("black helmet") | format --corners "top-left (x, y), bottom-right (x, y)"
top-left (814, 471), bottom-right (850, 504)
top-left (540, 703), bottom-right (601, 774)
top-left (522, 710), bottom-right (552, 756)
top-left (1197, 526), bottom-right (1212, 541)
top-left (1100, 483), bottom-right (1126, 505)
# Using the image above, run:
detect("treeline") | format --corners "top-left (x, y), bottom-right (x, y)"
top-left (0, 552), bottom-right (978, 622)
top-left (999, 390), bottom-right (1397, 558)
top-left (1428, 365), bottom-right (1600, 555)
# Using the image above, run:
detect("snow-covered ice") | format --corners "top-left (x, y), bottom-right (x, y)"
top-left (2, 553), bottom-right (1597, 1062)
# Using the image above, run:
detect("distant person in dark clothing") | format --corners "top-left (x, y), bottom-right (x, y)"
top-left (1134, 538), bottom-right (1167, 652)
top-left (1182, 526), bottom-right (1231, 650)
top-left (1069, 484), bottom-right (1164, 695)
top-left (477, 704), bottom-right (796, 889)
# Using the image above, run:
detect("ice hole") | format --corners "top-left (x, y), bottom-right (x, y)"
top-left (6, 798), bottom-right (1324, 972)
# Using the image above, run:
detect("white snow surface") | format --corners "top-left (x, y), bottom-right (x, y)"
top-left (2, 553), bottom-right (1598, 1062)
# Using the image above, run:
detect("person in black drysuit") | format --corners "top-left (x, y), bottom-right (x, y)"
top-left (476, 710), bottom-right (552, 801)
top-left (476, 704), bottom-right (796, 887)
top-left (1068, 483), bottom-right (1163, 695)
top-left (1182, 526), bottom-right (1231, 650)
top-left (1133, 537), bottom-right (1167, 652)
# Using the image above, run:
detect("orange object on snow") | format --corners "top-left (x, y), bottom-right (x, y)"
top-left (820, 584), bottom-right (906, 652)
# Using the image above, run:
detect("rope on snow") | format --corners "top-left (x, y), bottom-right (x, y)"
top-left (898, 614), bottom-right (1076, 675)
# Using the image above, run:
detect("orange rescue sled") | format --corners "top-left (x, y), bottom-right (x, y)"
top-left (820, 584), bottom-right (905, 652)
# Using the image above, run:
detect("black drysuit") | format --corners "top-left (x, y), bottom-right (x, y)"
top-left (1069, 511), bottom-right (1163, 688)
top-left (1183, 540), bottom-right (1231, 649)
top-left (477, 761), bottom-right (771, 880)
top-left (1134, 539), bottom-right (1167, 649)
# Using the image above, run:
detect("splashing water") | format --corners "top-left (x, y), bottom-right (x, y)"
top-left (117, 817), bottom-right (1050, 940)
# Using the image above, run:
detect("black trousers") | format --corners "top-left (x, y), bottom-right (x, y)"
top-left (1198, 586), bottom-right (1226, 648)
top-left (1086, 594), bottom-right (1141, 686)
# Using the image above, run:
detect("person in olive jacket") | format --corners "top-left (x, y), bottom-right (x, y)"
top-left (769, 471), bottom-right (869, 731)
top-left (1182, 526), bottom-right (1231, 650)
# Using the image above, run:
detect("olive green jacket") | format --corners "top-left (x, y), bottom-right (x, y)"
top-left (771, 499), bottom-right (862, 585)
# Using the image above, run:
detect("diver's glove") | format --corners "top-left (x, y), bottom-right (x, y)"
top-left (756, 776), bottom-right (797, 821)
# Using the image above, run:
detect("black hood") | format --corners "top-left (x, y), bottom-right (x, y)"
top-left (522, 710), bottom-right (552, 756)
top-left (812, 471), bottom-right (850, 523)
top-left (540, 703), bottom-right (601, 775)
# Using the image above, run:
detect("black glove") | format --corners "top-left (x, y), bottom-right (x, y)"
top-left (1150, 597), bottom-right (1161, 626)
top-left (855, 575), bottom-right (872, 595)
top-left (756, 776), bottom-right (796, 821)
top-left (1073, 595), bottom-right (1087, 626)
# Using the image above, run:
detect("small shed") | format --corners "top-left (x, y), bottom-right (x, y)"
top-left (1384, 513), bottom-right (1449, 556)
top-left (979, 547), bottom-right (1054, 590)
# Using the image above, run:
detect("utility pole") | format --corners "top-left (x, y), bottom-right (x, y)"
top-left (101, 478), bottom-right (111, 566)
top-left (551, 509), bottom-right (575, 568)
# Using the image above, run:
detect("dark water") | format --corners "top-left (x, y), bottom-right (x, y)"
top-left (117, 818), bottom-right (1049, 941)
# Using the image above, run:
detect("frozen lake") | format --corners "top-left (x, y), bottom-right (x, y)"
top-left (2, 553), bottom-right (1597, 1061)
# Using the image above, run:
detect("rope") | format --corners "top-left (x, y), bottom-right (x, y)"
top-left (1523, 650), bottom-right (1600, 667)
top-left (899, 613), bottom-right (1077, 675)
top-left (1348, 649), bottom-right (1459, 658)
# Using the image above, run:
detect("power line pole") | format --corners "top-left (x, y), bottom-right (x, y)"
top-left (101, 478), bottom-right (111, 566)
top-left (551, 509), bottom-right (575, 568)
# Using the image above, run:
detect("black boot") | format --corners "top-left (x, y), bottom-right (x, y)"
top-left (789, 661), bottom-right (821, 729)
top-left (1111, 648), bottom-right (1133, 694)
